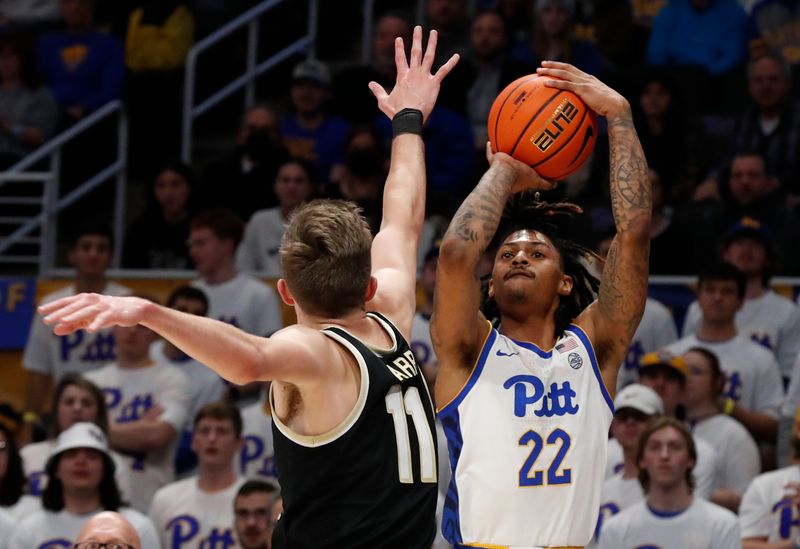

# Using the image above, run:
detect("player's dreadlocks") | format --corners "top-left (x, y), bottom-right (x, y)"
top-left (481, 193), bottom-right (601, 339)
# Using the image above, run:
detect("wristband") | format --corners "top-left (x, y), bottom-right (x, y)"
top-left (22, 410), bottom-right (39, 424)
top-left (392, 108), bottom-right (423, 138)
top-left (722, 398), bottom-right (735, 415)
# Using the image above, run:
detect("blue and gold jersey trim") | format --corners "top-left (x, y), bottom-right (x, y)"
top-left (566, 324), bottom-right (614, 414)
top-left (436, 322), bottom-right (496, 414)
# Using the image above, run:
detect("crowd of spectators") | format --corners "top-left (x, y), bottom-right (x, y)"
top-left (3, 0), bottom-right (800, 546)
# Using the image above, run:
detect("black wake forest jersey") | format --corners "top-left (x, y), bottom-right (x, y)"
top-left (270, 312), bottom-right (439, 549)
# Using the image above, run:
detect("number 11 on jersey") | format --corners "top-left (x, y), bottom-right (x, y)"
top-left (385, 385), bottom-right (437, 484)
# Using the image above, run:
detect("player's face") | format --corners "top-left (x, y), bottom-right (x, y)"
top-left (274, 162), bottom-right (313, 210)
top-left (56, 448), bottom-right (104, 491)
top-left (697, 279), bottom-right (741, 324)
top-left (57, 384), bottom-right (99, 432)
top-left (639, 426), bottom-right (694, 490)
top-left (153, 169), bottom-right (190, 219)
top-left (723, 236), bottom-right (768, 279)
top-left (234, 492), bottom-right (274, 549)
top-left (611, 408), bottom-right (651, 452)
top-left (749, 56), bottom-right (790, 110)
top-left (638, 366), bottom-right (684, 416)
top-left (490, 230), bottom-right (570, 314)
top-left (191, 418), bottom-right (241, 468)
top-left (682, 351), bottom-right (716, 407)
top-left (189, 227), bottom-right (231, 276)
top-left (69, 235), bottom-right (112, 278)
top-left (471, 13), bottom-right (506, 60)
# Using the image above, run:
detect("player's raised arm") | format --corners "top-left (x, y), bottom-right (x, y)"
top-left (432, 146), bottom-right (557, 400)
top-left (538, 62), bottom-right (651, 385)
top-left (38, 294), bottom-right (322, 385)
top-left (367, 26), bottom-right (458, 338)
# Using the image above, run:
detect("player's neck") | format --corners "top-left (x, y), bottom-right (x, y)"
top-left (63, 489), bottom-right (101, 515)
top-left (499, 315), bottom-right (559, 350)
top-left (745, 277), bottom-right (767, 300)
top-left (197, 463), bottom-right (238, 492)
top-left (203, 263), bottom-right (238, 285)
top-left (646, 484), bottom-right (693, 513)
top-left (696, 321), bottom-right (736, 342)
top-left (75, 275), bottom-right (107, 294)
top-left (298, 306), bottom-right (368, 331)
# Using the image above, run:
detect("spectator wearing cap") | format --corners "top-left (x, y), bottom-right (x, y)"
top-left (74, 511), bottom-right (141, 549)
top-left (594, 384), bottom-right (664, 543)
top-left (683, 217), bottom-right (800, 383)
top-left (281, 58), bottom-right (350, 189)
top-left (683, 347), bottom-right (760, 512)
top-left (665, 262), bottom-right (783, 444)
top-left (605, 350), bottom-right (720, 501)
top-left (7, 423), bottom-right (158, 549)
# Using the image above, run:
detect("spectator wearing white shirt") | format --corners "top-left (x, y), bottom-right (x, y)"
top-left (8, 423), bottom-right (158, 549)
top-left (86, 307), bottom-right (191, 511)
top-left (190, 209), bottom-right (283, 337)
top-left (598, 417), bottom-right (741, 549)
top-left (740, 407), bottom-right (800, 548)
top-left (149, 402), bottom-right (245, 548)
top-left (665, 261), bottom-right (783, 444)
top-left (683, 347), bottom-right (760, 512)
top-left (237, 158), bottom-right (315, 277)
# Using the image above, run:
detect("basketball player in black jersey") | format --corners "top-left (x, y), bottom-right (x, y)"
top-left (39, 26), bottom-right (459, 549)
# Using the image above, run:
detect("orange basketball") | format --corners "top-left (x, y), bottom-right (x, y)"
top-left (488, 75), bottom-right (598, 181)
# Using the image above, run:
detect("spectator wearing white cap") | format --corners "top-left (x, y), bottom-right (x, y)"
top-left (7, 423), bottom-right (158, 549)
top-left (606, 351), bottom-right (720, 501)
top-left (281, 58), bottom-right (350, 187)
top-left (683, 347), bottom-right (760, 512)
top-left (593, 384), bottom-right (664, 544)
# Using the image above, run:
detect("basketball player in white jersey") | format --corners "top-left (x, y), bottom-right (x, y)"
top-left (598, 418), bottom-right (740, 549)
top-left (682, 216), bottom-right (800, 382)
top-left (740, 407), bottom-right (800, 547)
top-left (22, 224), bottom-right (130, 436)
top-left (148, 402), bottom-right (245, 548)
top-left (432, 62), bottom-right (651, 548)
top-left (593, 384), bottom-right (663, 545)
top-left (38, 27), bottom-right (459, 549)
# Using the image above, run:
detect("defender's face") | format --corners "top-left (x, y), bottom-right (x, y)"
top-left (490, 230), bottom-right (567, 309)
top-left (639, 426), bottom-right (694, 489)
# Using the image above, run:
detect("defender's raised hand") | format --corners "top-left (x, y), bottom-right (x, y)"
top-left (536, 61), bottom-right (629, 119)
top-left (39, 293), bottom-right (150, 335)
top-left (369, 26), bottom-right (459, 122)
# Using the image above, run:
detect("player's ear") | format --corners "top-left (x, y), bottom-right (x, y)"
top-left (276, 279), bottom-right (295, 307)
top-left (558, 274), bottom-right (573, 296)
top-left (365, 276), bottom-right (378, 302)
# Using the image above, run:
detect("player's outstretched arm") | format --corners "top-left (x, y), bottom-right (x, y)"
top-left (367, 26), bottom-right (458, 338)
top-left (538, 62), bottom-right (651, 388)
top-left (38, 294), bottom-right (323, 385)
top-left (432, 146), bottom-right (556, 405)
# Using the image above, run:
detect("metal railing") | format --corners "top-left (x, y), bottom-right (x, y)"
top-left (181, 0), bottom-right (319, 163)
top-left (0, 101), bottom-right (127, 274)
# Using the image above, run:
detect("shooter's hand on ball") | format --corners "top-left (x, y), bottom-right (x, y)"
top-left (40, 294), bottom-right (149, 335)
top-left (537, 61), bottom-right (630, 119)
top-left (486, 142), bottom-right (558, 194)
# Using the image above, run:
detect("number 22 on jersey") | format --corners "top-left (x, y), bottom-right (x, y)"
top-left (385, 385), bottom-right (437, 484)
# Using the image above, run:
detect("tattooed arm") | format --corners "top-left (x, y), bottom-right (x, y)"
top-left (432, 146), bottom-right (555, 407)
top-left (538, 62), bottom-right (651, 393)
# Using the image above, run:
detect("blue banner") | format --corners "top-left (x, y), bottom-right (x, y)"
top-left (0, 277), bottom-right (37, 350)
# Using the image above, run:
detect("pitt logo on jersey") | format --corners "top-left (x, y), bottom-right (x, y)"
top-left (386, 350), bottom-right (419, 381)
top-left (503, 375), bottom-right (579, 417)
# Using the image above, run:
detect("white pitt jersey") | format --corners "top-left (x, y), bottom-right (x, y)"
top-left (665, 334), bottom-right (783, 417)
top-left (740, 465), bottom-right (800, 543)
top-left (192, 273), bottom-right (282, 336)
top-left (237, 399), bottom-right (278, 482)
top-left (23, 282), bottom-right (130, 379)
top-left (617, 297), bottom-right (678, 390)
top-left (682, 292), bottom-right (800, 379)
top-left (149, 476), bottom-right (246, 548)
top-left (438, 324), bottom-right (613, 548)
top-left (597, 499), bottom-right (740, 549)
top-left (8, 507), bottom-right (158, 549)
